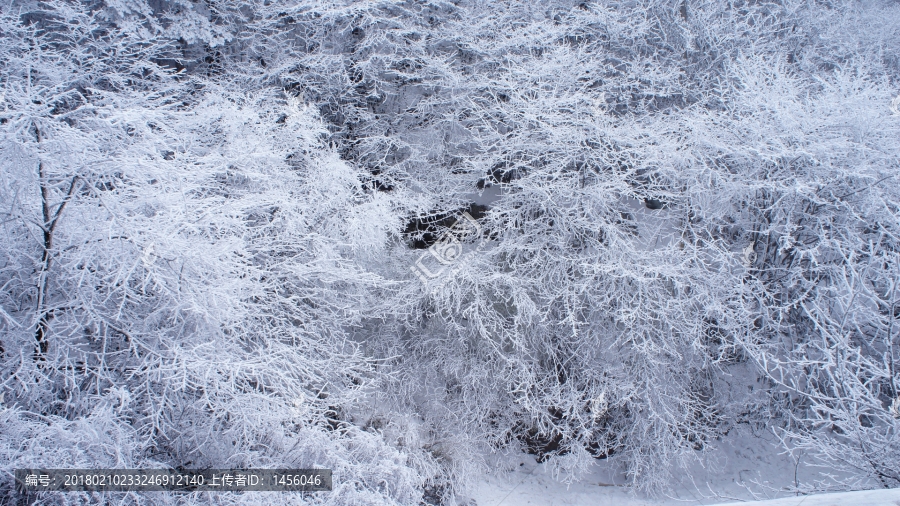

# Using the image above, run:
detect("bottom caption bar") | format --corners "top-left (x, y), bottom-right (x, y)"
top-left (15, 469), bottom-right (332, 492)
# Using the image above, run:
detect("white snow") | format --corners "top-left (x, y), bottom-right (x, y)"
top-left (709, 489), bottom-right (900, 506)
top-left (470, 424), bottom-right (897, 506)
top-left (472, 458), bottom-right (900, 506)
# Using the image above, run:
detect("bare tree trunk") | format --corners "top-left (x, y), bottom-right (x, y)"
top-left (33, 123), bottom-right (78, 360)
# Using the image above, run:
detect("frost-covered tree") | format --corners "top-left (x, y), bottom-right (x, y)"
top-left (237, 0), bottom-right (900, 497)
top-left (0, 2), bottom-right (423, 504)
top-left (2, 0), bottom-right (899, 504)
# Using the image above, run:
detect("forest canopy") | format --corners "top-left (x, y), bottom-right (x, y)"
top-left (0, 0), bottom-right (898, 504)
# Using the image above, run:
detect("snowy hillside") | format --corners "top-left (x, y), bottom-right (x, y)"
top-left (1, 0), bottom-right (898, 504)
top-left (711, 489), bottom-right (900, 506)
top-left (471, 426), bottom-right (900, 505)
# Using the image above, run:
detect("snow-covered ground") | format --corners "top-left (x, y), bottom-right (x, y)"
top-left (471, 458), bottom-right (900, 506)
top-left (469, 424), bottom-right (899, 506)
top-left (710, 489), bottom-right (900, 506)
